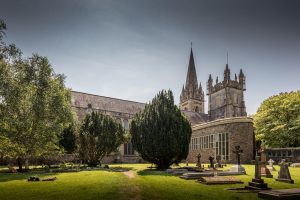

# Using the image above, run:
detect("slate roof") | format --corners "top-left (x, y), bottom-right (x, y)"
top-left (71, 91), bottom-right (145, 115)
top-left (182, 110), bottom-right (209, 125)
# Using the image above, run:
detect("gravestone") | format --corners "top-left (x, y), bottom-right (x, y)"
top-left (291, 163), bottom-right (300, 168)
top-left (245, 156), bottom-right (270, 190)
top-left (166, 168), bottom-right (188, 175)
top-left (198, 177), bottom-right (243, 185)
top-left (185, 160), bottom-right (189, 167)
top-left (180, 172), bottom-right (214, 180)
top-left (216, 155), bottom-right (222, 168)
top-left (221, 155), bottom-right (227, 167)
top-left (258, 188), bottom-right (300, 200)
top-left (276, 159), bottom-right (294, 184)
top-left (259, 148), bottom-right (273, 178)
top-left (229, 146), bottom-right (246, 174)
top-left (267, 159), bottom-right (276, 171)
top-left (208, 156), bottom-right (215, 169)
top-left (196, 153), bottom-right (203, 169)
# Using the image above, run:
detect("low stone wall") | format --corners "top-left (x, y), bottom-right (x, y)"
top-left (186, 117), bottom-right (254, 164)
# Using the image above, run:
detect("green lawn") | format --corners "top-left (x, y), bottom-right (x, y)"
top-left (0, 164), bottom-right (299, 200)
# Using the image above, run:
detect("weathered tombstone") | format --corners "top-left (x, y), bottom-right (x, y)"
top-left (198, 177), bottom-right (243, 185)
top-left (221, 155), bottom-right (227, 167)
top-left (245, 156), bottom-right (270, 190)
top-left (258, 188), bottom-right (300, 199)
top-left (276, 159), bottom-right (294, 184)
top-left (267, 159), bottom-right (276, 171)
top-left (216, 155), bottom-right (222, 168)
top-left (208, 156), bottom-right (215, 169)
top-left (229, 146), bottom-right (246, 174)
top-left (185, 160), bottom-right (189, 167)
top-left (180, 172), bottom-right (214, 180)
top-left (259, 148), bottom-right (273, 178)
top-left (196, 153), bottom-right (203, 168)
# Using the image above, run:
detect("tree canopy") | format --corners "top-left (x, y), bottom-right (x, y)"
top-left (0, 19), bottom-right (75, 170)
top-left (79, 111), bottom-right (125, 167)
top-left (254, 91), bottom-right (300, 147)
top-left (130, 90), bottom-right (192, 169)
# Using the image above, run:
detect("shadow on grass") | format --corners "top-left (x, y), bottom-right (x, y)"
top-left (137, 169), bottom-right (172, 176)
top-left (0, 172), bottom-right (58, 183)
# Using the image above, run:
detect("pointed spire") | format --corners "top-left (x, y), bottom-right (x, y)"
top-left (216, 76), bottom-right (219, 84)
top-left (185, 47), bottom-right (198, 89)
top-left (235, 73), bottom-right (237, 81)
top-left (224, 64), bottom-right (230, 82)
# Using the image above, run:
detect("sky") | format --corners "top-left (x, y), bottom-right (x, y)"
top-left (0, 0), bottom-right (300, 114)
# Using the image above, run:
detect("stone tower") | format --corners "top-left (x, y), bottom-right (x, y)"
top-left (207, 64), bottom-right (247, 120)
top-left (180, 48), bottom-right (205, 113)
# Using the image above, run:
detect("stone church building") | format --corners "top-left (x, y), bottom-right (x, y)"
top-left (71, 48), bottom-right (254, 164)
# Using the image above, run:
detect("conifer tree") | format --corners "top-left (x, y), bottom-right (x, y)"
top-left (79, 111), bottom-right (125, 167)
top-left (130, 90), bottom-right (192, 169)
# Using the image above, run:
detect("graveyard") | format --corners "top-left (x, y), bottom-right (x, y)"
top-left (0, 163), bottom-right (300, 200)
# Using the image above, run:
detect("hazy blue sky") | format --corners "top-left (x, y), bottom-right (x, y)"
top-left (1, 0), bottom-right (300, 114)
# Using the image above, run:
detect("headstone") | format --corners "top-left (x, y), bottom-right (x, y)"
top-left (196, 153), bottom-right (203, 168)
top-left (267, 159), bottom-right (276, 171)
top-left (28, 176), bottom-right (40, 182)
top-left (185, 160), bottom-right (189, 167)
top-left (291, 163), bottom-right (300, 168)
top-left (216, 155), bottom-right (223, 168)
top-left (229, 146), bottom-right (246, 174)
top-left (166, 168), bottom-right (188, 175)
top-left (258, 189), bottom-right (300, 200)
top-left (217, 171), bottom-right (245, 176)
top-left (198, 176), bottom-right (243, 185)
top-left (245, 156), bottom-right (270, 190)
top-left (276, 159), bottom-right (294, 184)
top-left (208, 156), bottom-right (215, 169)
top-left (221, 155), bottom-right (227, 167)
top-left (180, 172), bottom-right (214, 180)
top-left (259, 148), bottom-right (273, 178)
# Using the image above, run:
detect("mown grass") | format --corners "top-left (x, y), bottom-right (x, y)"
top-left (0, 164), bottom-right (299, 200)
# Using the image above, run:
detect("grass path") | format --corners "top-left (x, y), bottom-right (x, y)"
top-left (0, 164), bottom-right (300, 200)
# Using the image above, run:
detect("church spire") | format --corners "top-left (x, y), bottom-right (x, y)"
top-left (185, 47), bottom-right (198, 88)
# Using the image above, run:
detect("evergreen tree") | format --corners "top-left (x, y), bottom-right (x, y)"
top-left (130, 90), bottom-right (192, 170)
top-left (79, 111), bottom-right (125, 167)
top-left (60, 124), bottom-right (78, 154)
top-left (254, 91), bottom-right (300, 147)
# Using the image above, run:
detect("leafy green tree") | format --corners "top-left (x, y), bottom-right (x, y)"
top-left (254, 91), bottom-right (300, 147)
top-left (130, 90), bottom-right (192, 170)
top-left (79, 111), bottom-right (125, 167)
top-left (0, 19), bottom-right (75, 171)
top-left (60, 124), bottom-right (78, 154)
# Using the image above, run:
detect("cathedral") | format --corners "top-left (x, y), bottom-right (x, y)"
top-left (71, 48), bottom-right (254, 164)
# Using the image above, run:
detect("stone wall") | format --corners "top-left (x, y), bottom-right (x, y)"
top-left (186, 117), bottom-right (254, 164)
top-left (71, 91), bottom-right (145, 163)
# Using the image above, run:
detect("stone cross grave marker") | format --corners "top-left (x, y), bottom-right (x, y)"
top-left (196, 153), bottom-right (202, 168)
top-left (208, 156), bottom-right (215, 169)
top-left (216, 155), bottom-right (222, 168)
top-left (259, 148), bottom-right (273, 178)
top-left (245, 156), bottom-right (270, 190)
top-left (232, 145), bottom-right (243, 165)
top-left (276, 159), bottom-right (294, 184)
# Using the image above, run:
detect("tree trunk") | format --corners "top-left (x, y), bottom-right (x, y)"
top-left (17, 158), bottom-right (23, 172)
top-left (25, 159), bottom-right (29, 171)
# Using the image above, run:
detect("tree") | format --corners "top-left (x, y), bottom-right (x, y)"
top-left (254, 91), bottom-right (300, 148)
top-left (60, 124), bottom-right (78, 154)
top-left (79, 111), bottom-right (125, 167)
top-left (130, 90), bottom-right (192, 170)
top-left (0, 19), bottom-right (75, 171)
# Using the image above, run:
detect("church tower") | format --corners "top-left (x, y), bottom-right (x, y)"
top-left (207, 64), bottom-right (247, 120)
top-left (180, 48), bottom-right (205, 113)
